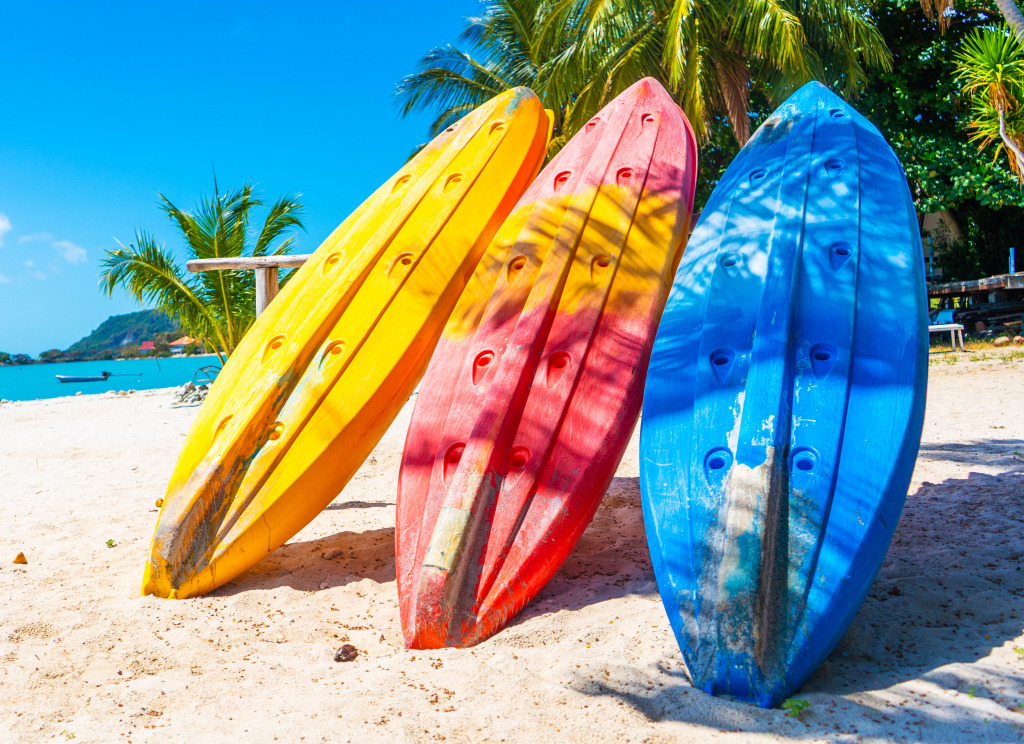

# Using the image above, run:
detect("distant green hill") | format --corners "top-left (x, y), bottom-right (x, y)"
top-left (66, 310), bottom-right (182, 356)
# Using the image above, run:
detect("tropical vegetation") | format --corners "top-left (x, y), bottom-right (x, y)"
top-left (955, 25), bottom-right (1024, 180)
top-left (0, 352), bottom-right (34, 366)
top-left (65, 309), bottom-right (181, 358)
top-left (396, 0), bottom-right (893, 153)
top-left (100, 180), bottom-right (304, 363)
top-left (399, 0), bottom-right (1024, 281)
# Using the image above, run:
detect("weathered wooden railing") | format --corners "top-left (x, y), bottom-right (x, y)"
top-left (186, 255), bottom-right (311, 316)
top-left (186, 213), bottom-right (701, 318)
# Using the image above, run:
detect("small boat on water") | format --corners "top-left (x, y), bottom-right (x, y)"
top-left (56, 371), bottom-right (112, 383)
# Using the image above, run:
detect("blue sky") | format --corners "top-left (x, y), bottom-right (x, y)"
top-left (0, 1), bottom-right (479, 355)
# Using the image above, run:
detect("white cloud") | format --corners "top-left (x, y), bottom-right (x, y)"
top-left (0, 272), bottom-right (9, 284)
top-left (18, 232), bottom-right (53, 244)
top-left (52, 239), bottom-right (86, 264)
top-left (22, 260), bottom-right (33, 268)
top-left (0, 214), bottom-right (11, 247)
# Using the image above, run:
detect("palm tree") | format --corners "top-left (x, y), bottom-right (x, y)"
top-left (100, 180), bottom-right (304, 364)
top-left (921, 0), bottom-right (1024, 37)
top-left (396, 0), bottom-right (892, 148)
top-left (955, 26), bottom-right (1024, 180)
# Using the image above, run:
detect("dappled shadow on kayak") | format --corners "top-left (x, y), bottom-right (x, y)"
top-left (210, 527), bottom-right (396, 596)
top-left (567, 465), bottom-right (1024, 741)
top-left (397, 188), bottom-right (694, 647)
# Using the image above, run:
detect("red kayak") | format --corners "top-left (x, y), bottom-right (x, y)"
top-left (396, 78), bottom-right (698, 648)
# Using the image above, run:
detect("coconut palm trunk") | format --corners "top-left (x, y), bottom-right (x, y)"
top-left (998, 102), bottom-right (1024, 167)
top-left (995, 0), bottom-right (1024, 38)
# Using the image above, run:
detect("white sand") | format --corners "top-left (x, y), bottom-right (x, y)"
top-left (2, 352), bottom-right (1023, 743)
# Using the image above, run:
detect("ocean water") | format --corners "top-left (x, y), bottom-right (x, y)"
top-left (0, 356), bottom-right (222, 402)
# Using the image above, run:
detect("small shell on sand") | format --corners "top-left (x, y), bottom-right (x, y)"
top-left (13, 552), bottom-right (26, 565)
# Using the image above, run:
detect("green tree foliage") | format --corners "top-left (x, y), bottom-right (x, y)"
top-left (65, 309), bottom-right (181, 357)
top-left (0, 351), bottom-right (38, 365)
top-left (38, 349), bottom-right (67, 363)
top-left (853, 0), bottom-right (1024, 280)
top-left (857, 0), bottom-right (1024, 213)
top-left (955, 25), bottom-right (1024, 178)
top-left (396, 0), bottom-right (892, 152)
top-left (100, 180), bottom-right (304, 364)
top-left (931, 199), bottom-right (1024, 278)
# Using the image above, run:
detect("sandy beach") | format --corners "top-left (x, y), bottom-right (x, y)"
top-left (1, 352), bottom-right (1023, 744)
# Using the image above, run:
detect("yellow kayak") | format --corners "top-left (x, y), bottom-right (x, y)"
top-left (142, 88), bottom-right (551, 599)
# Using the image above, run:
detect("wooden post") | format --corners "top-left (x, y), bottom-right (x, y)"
top-left (255, 267), bottom-right (279, 316)
top-left (187, 255), bottom-right (312, 318)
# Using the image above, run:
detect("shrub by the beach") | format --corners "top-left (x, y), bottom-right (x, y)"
top-left (782, 698), bottom-right (811, 717)
top-left (100, 179), bottom-right (305, 364)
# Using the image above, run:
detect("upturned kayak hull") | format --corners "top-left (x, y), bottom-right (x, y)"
top-left (142, 88), bottom-right (550, 599)
top-left (397, 78), bottom-right (698, 648)
top-left (639, 82), bottom-right (928, 706)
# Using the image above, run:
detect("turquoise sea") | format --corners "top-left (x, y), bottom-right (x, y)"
top-left (0, 356), bottom-right (221, 402)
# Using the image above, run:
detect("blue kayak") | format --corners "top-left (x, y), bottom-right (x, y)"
top-left (638, 82), bottom-right (928, 707)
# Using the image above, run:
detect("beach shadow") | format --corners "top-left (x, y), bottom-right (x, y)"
top-left (211, 527), bottom-right (396, 596)
top-left (916, 438), bottom-right (1024, 467)
top-left (568, 458), bottom-right (1024, 741)
top-left (808, 464), bottom-right (1024, 695)
top-left (570, 662), bottom-right (1024, 741)
top-left (324, 500), bottom-right (394, 511)
top-left (507, 475), bottom-right (657, 627)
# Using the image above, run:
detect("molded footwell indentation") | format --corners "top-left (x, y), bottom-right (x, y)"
top-left (823, 158), bottom-right (845, 177)
top-left (748, 168), bottom-right (768, 186)
top-left (829, 241), bottom-right (854, 270)
top-left (704, 447), bottom-right (733, 483)
top-left (320, 340), bottom-right (346, 367)
top-left (472, 351), bottom-right (495, 385)
top-left (214, 415), bottom-right (234, 439)
top-left (809, 343), bottom-right (838, 379)
top-left (709, 348), bottom-right (736, 384)
top-left (546, 352), bottom-right (571, 385)
top-left (322, 252), bottom-right (341, 273)
top-left (507, 447), bottom-right (530, 470)
top-left (718, 252), bottom-right (741, 273)
top-left (591, 254), bottom-right (612, 280)
top-left (443, 173), bottom-right (465, 193)
top-left (389, 252), bottom-right (415, 277)
top-left (443, 443), bottom-right (465, 485)
top-left (262, 335), bottom-right (286, 364)
top-left (506, 256), bottom-right (527, 281)
top-left (790, 447), bottom-right (819, 474)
